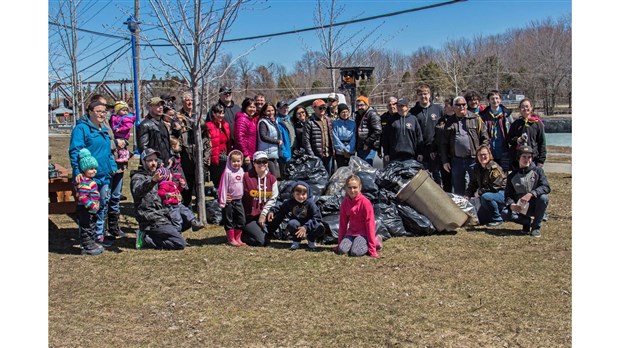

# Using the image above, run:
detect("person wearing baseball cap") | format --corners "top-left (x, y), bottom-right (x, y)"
top-left (304, 98), bottom-right (335, 175)
top-left (206, 86), bottom-right (240, 141)
top-left (137, 96), bottom-right (172, 166)
top-left (327, 92), bottom-right (339, 120)
top-left (130, 148), bottom-right (189, 250)
top-left (501, 144), bottom-right (551, 238)
top-left (381, 96), bottom-right (424, 164)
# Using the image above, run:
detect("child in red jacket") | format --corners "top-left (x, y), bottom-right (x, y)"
top-left (336, 175), bottom-right (381, 258)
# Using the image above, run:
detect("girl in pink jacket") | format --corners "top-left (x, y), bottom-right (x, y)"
top-left (336, 175), bottom-right (381, 258)
top-left (218, 150), bottom-right (246, 246)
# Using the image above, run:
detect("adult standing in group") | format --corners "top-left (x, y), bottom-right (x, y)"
top-left (234, 97), bottom-right (259, 171)
top-left (69, 100), bottom-right (118, 244)
top-left (354, 96), bottom-right (382, 166)
top-left (303, 99), bottom-right (335, 175)
top-left (440, 96), bottom-right (490, 196)
top-left (254, 93), bottom-right (266, 112)
top-left (177, 92), bottom-right (200, 207)
top-left (379, 96), bottom-right (398, 167)
top-left (464, 145), bottom-right (506, 227)
top-left (411, 84), bottom-right (444, 184)
top-left (205, 104), bottom-right (232, 193)
top-left (331, 103), bottom-right (357, 168)
top-left (209, 87), bottom-right (241, 140)
top-left (435, 97), bottom-right (455, 192)
top-left (291, 106), bottom-right (308, 152)
top-left (507, 98), bottom-right (546, 170)
top-left (381, 98), bottom-right (424, 163)
top-left (276, 101), bottom-right (295, 176)
top-left (464, 90), bottom-right (484, 115)
top-left (137, 97), bottom-right (172, 166)
top-left (479, 90), bottom-right (514, 172)
top-left (501, 146), bottom-right (550, 238)
top-left (256, 102), bottom-right (282, 178)
top-left (130, 148), bottom-right (188, 250)
top-left (240, 151), bottom-right (279, 246)
top-left (327, 92), bottom-right (339, 120)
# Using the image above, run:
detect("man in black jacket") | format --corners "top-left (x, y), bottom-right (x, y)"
top-left (130, 148), bottom-right (188, 249)
top-left (303, 99), bottom-right (335, 175)
top-left (411, 84), bottom-right (444, 184)
top-left (501, 146), bottom-right (550, 237)
top-left (354, 95), bottom-right (382, 166)
top-left (137, 97), bottom-right (172, 166)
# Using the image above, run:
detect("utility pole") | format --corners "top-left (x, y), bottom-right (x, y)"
top-left (125, 11), bottom-right (141, 154)
top-left (135, 0), bottom-right (141, 116)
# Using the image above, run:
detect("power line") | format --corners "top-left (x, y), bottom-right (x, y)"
top-left (48, 21), bottom-right (129, 41)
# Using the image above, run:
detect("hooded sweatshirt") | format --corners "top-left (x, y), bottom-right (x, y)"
top-left (270, 181), bottom-right (322, 232)
top-left (382, 112), bottom-right (424, 159)
top-left (218, 150), bottom-right (245, 208)
top-left (338, 191), bottom-right (378, 257)
top-left (242, 167), bottom-right (279, 219)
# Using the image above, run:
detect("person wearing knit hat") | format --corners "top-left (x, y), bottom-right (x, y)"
top-left (332, 103), bottom-right (357, 168)
top-left (108, 101), bottom-right (137, 239)
top-left (354, 95), bottom-right (382, 166)
top-left (76, 149), bottom-right (104, 255)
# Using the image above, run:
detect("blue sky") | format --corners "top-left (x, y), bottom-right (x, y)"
top-left (47, 0), bottom-right (572, 82)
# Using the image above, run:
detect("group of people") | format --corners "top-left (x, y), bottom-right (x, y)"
top-left (68, 84), bottom-right (551, 256)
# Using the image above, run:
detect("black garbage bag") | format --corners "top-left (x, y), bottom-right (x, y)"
top-left (320, 214), bottom-right (340, 245)
top-left (395, 202), bottom-right (436, 236)
top-left (373, 202), bottom-right (406, 238)
top-left (357, 171), bottom-right (379, 202)
top-left (284, 151), bottom-right (329, 195)
top-left (316, 194), bottom-right (343, 216)
top-left (325, 166), bottom-right (353, 196)
top-left (206, 199), bottom-right (223, 225)
top-left (277, 180), bottom-right (298, 202)
top-left (375, 159), bottom-right (425, 192)
top-left (377, 188), bottom-right (397, 204)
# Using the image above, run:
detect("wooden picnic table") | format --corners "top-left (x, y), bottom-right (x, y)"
top-left (49, 164), bottom-right (76, 214)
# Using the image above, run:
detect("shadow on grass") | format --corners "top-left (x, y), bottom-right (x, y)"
top-left (49, 218), bottom-right (136, 255)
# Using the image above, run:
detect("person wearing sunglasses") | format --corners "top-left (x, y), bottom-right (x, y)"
top-left (208, 86), bottom-right (241, 142)
top-left (440, 96), bottom-right (490, 196)
top-left (302, 99), bottom-right (335, 175)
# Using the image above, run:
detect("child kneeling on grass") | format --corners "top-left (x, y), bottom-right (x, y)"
top-left (75, 149), bottom-right (104, 256)
top-left (218, 150), bottom-right (246, 246)
top-left (336, 174), bottom-right (381, 258)
top-left (267, 181), bottom-right (324, 251)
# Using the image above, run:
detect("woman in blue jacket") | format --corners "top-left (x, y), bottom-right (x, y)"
top-left (69, 101), bottom-right (117, 245)
top-left (331, 103), bottom-right (356, 168)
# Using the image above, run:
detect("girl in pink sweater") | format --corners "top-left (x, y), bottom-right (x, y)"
top-left (336, 175), bottom-right (381, 258)
top-left (218, 150), bottom-right (246, 246)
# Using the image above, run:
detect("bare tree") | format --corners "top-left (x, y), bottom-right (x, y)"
top-left (438, 38), bottom-right (471, 96)
top-left (146, 0), bottom-right (248, 223)
top-left (236, 56), bottom-right (254, 96)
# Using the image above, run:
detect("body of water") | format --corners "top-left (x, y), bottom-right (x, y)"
top-left (546, 133), bottom-right (571, 147)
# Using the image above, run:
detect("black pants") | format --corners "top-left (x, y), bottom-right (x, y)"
top-left (335, 154), bottom-right (350, 169)
top-left (181, 149), bottom-right (196, 207)
top-left (209, 161), bottom-right (226, 190)
top-left (169, 203), bottom-right (196, 231)
top-left (144, 224), bottom-right (187, 250)
top-left (77, 205), bottom-right (98, 249)
top-left (241, 219), bottom-right (269, 246)
top-left (223, 199), bottom-right (246, 230)
top-left (286, 219), bottom-right (324, 243)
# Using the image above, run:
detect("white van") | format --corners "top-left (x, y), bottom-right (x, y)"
top-left (286, 93), bottom-right (347, 118)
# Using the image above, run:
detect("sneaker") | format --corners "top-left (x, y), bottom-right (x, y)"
top-left (191, 219), bottom-right (204, 232)
top-left (486, 221), bottom-right (503, 227)
top-left (135, 229), bottom-right (145, 249)
top-left (290, 241), bottom-right (300, 250)
top-left (543, 212), bottom-right (549, 222)
top-left (307, 240), bottom-right (317, 251)
top-left (531, 228), bottom-right (541, 238)
top-left (81, 244), bottom-right (104, 256)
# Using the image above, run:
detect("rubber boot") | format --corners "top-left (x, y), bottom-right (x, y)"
top-left (226, 230), bottom-right (241, 247)
top-left (107, 212), bottom-right (128, 238)
top-left (234, 229), bottom-right (247, 246)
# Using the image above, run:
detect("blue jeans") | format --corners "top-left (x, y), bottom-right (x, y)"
top-left (96, 183), bottom-right (110, 238)
top-left (450, 157), bottom-right (475, 195)
top-left (357, 148), bottom-right (376, 166)
top-left (478, 191), bottom-right (505, 224)
top-left (501, 194), bottom-right (549, 229)
top-left (108, 172), bottom-right (123, 215)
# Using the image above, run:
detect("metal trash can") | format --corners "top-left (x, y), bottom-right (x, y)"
top-left (396, 170), bottom-right (468, 232)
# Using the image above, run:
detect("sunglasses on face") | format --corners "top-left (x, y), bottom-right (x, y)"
top-left (317, 106), bottom-right (326, 110)
top-left (454, 103), bottom-right (467, 107)
top-left (254, 159), bottom-right (268, 165)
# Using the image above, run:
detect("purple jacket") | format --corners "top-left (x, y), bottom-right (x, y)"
top-left (234, 111), bottom-right (257, 159)
top-left (110, 113), bottom-right (137, 140)
top-left (218, 150), bottom-right (245, 208)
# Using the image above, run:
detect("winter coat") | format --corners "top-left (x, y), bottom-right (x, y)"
top-left (303, 114), bottom-right (335, 158)
top-left (205, 118), bottom-right (232, 166)
top-left (269, 181), bottom-right (322, 233)
top-left (440, 111), bottom-right (490, 164)
top-left (381, 113), bottom-right (424, 159)
top-left (507, 116), bottom-right (547, 165)
top-left (331, 118), bottom-right (357, 155)
top-left (137, 114), bottom-right (172, 165)
top-left (257, 117), bottom-right (281, 160)
top-left (234, 111), bottom-right (258, 159)
top-left (277, 114), bottom-right (295, 161)
top-left (504, 163), bottom-right (551, 207)
top-left (130, 169), bottom-right (174, 231)
top-left (110, 113), bottom-right (137, 140)
top-left (69, 117), bottom-right (117, 187)
top-left (479, 105), bottom-right (514, 158)
top-left (465, 160), bottom-right (506, 197)
top-left (355, 107), bottom-right (382, 151)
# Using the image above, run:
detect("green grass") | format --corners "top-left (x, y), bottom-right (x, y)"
top-left (49, 135), bottom-right (572, 347)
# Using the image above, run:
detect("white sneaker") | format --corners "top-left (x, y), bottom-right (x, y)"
top-left (290, 241), bottom-right (300, 250)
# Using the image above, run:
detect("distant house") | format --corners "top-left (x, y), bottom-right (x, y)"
top-left (501, 89), bottom-right (525, 104)
top-left (49, 106), bottom-right (74, 124)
